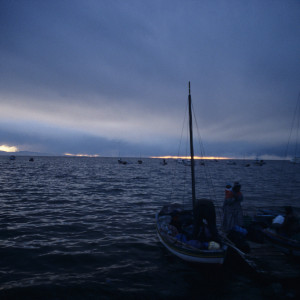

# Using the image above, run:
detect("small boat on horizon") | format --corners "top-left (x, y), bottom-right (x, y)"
top-left (290, 156), bottom-right (300, 164)
top-left (160, 159), bottom-right (167, 165)
top-left (118, 158), bottom-right (127, 165)
top-left (253, 157), bottom-right (266, 166)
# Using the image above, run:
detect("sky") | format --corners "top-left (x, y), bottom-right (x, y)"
top-left (0, 0), bottom-right (300, 158)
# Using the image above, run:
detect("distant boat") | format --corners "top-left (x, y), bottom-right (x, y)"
top-left (118, 158), bottom-right (127, 165)
top-left (253, 158), bottom-right (265, 166)
top-left (156, 82), bottom-right (227, 264)
top-left (290, 157), bottom-right (300, 164)
top-left (29, 157), bottom-right (34, 162)
top-left (177, 159), bottom-right (190, 166)
top-left (183, 159), bottom-right (191, 166)
top-left (160, 159), bottom-right (167, 165)
top-left (137, 159), bottom-right (143, 164)
top-left (9, 155), bottom-right (16, 160)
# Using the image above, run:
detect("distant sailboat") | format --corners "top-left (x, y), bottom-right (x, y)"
top-left (253, 157), bottom-right (265, 166)
top-left (290, 157), bottom-right (300, 164)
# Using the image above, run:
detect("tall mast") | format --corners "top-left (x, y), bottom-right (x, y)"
top-left (188, 82), bottom-right (196, 212)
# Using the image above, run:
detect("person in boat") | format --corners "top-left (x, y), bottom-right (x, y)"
top-left (278, 206), bottom-right (299, 237)
top-left (192, 199), bottom-right (219, 242)
top-left (224, 183), bottom-right (232, 199)
top-left (222, 182), bottom-right (244, 232)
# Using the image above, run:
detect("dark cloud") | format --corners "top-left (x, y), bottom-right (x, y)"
top-left (1, 0), bottom-right (300, 157)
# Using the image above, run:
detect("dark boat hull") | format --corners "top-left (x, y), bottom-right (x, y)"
top-left (263, 228), bottom-right (300, 257)
top-left (156, 208), bottom-right (227, 264)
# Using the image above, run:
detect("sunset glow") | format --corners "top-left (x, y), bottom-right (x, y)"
top-left (64, 153), bottom-right (100, 157)
top-left (0, 145), bottom-right (18, 152)
top-left (150, 156), bottom-right (229, 160)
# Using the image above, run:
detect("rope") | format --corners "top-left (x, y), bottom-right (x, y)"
top-left (170, 100), bottom-right (189, 207)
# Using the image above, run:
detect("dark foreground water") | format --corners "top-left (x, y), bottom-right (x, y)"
top-left (0, 156), bottom-right (299, 299)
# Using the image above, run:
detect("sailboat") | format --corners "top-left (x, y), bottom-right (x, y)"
top-left (155, 83), bottom-right (227, 264)
top-left (290, 157), bottom-right (300, 164)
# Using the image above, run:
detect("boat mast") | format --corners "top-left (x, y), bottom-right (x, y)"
top-left (188, 82), bottom-right (196, 212)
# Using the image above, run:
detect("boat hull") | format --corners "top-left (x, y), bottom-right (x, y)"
top-left (156, 212), bottom-right (227, 264)
top-left (263, 228), bottom-right (300, 257)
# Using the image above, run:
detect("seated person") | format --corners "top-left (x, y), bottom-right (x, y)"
top-left (280, 206), bottom-right (299, 237)
top-left (192, 199), bottom-right (219, 242)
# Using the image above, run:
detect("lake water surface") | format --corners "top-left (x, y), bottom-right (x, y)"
top-left (0, 156), bottom-right (299, 299)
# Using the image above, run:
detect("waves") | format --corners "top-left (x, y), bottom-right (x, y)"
top-left (0, 157), bottom-right (299, 297)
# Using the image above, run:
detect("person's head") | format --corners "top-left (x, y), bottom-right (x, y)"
top-left (285, 206), bottom-right (293, 215)
top-left (233, 182), bottom-right (241, 192)
top-left (225, 183), bottom-right (232, 189)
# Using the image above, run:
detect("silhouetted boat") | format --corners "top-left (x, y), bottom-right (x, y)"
top-left (29, 157), bottom-right (34, 162)
top-left (290, 157), bottom-right (300, 164)
top-left (9, 155), bottom-right (16, 160)
top-left (263, 227), bottom-right (300, 257)
top-left (118, 158), bottom-right (127, 165)
top-left (156, 82), bottom-right (227, 264)
top-left (160, 159), bottom-right (167, 165)
top-left (138, 159), bottom-right (143, 164)
top-left (177, 159), bottom-right (190, 166)
top-left (253, 157), bottom-right (266, 166)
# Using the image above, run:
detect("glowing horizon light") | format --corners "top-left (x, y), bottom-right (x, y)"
top-left (64, 153), bottom-right (100, 157)
top-left (150, 156), bottom-right (229, 160)
top-left (0, 145), bottom-right (18, 152)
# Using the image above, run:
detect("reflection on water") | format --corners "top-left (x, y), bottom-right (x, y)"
top-left (0, 156), bottom-right (299, 298)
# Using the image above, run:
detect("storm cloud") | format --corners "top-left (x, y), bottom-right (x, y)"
top-left (1, 0), bottom-right (300, 158)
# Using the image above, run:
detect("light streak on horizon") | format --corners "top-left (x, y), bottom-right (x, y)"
top-left (150, 155), bottom-right (229, 160)
top-left (0, 145), bottom-right (18, 152)
top-left (64, 153), bottom-right (100, 157)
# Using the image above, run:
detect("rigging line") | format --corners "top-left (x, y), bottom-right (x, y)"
top-left (170, 100), bottom-right (189, 206)
top-left (177, 100), bottom-right (189, 158)
top-left (181, 105), bottom-right (191, 206)
top-left (275, 92), bottom-right (300, 201)
top-left (191, 102), bottom-right (216, 201)
top-left (191, 106), bottom-right (225, 225)
top-left (191, 102), bottom-right (224, 225)
top-left (182, 101), bottom-right (190, 206)
top-left (281, 92), bottom-right (300, 170)
top-left (294, 93), bottom-right (300, 158)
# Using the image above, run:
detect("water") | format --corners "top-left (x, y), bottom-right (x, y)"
top-left (0, 156), bottom-right (299, 299)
